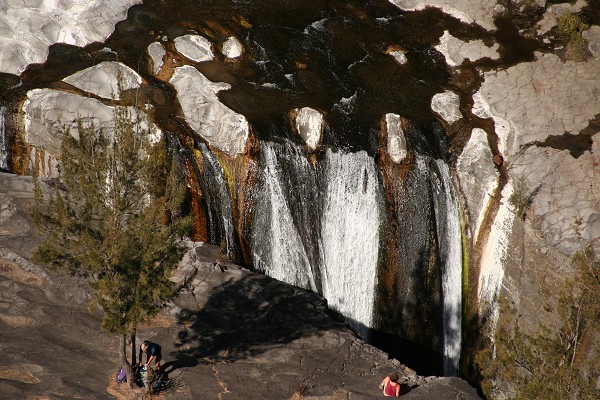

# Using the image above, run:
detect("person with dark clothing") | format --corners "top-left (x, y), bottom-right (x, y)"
top-left (139, 340), bottom-right (162, 371)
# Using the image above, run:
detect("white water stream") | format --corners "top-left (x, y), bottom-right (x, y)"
top-left (252, 143), bottom-right (382, 339)
top-left (252, 143), bottom-right (318, 291)
top-left (320, 149), bottom-right (382, 340)
top-left (432, 159), bottom-right (463, 376)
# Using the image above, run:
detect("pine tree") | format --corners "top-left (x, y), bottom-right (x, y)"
top-left (32, 105), bottom-right (191, 391)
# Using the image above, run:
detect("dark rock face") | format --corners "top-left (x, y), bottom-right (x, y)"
top-left (0, 172), bottom-right (481, 399)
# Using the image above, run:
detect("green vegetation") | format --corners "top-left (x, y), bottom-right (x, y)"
top-left (32, 105), bottom-right (191, 390)
top-left (508, 176), bottom-right (532, 219)
top-left (475, 246), bottom-right (600, 399)
top-left (557, 13), bottom-right (590, 62)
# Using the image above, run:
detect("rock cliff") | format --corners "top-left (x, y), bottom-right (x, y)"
top-left (1, 0), bottom-right (599, 397)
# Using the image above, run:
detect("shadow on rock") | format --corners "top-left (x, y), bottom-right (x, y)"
top-left (167, 272), bottom-right (341, 370)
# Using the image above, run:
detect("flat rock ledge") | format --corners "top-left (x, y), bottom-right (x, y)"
top-left (0, 172), bottom-right (480, 400)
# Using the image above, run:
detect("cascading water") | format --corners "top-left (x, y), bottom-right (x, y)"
top-left (251, 141), bottom-right (320, 292)
top-left (251, 141), bottom-right (381, 339)
top-left (197, 143), bottom-right (238, 258)
top-left (319, 148), bottom-right (382, 340)
top-left (431, 159), bottom-right (463, 376)
top-left (0, 106), bottom-right (7, 171)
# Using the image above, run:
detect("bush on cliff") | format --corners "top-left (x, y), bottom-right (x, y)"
top-left (475, 246), bottom-right (600, 399)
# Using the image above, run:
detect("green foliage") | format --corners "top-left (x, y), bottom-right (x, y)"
top-left (556, 13), bottom-right (590, 62)
top-left (33, 105), bottom-right (191, 336)
top-left (475, 247), bottom-right (600, 399)
top-left (557, 13), bottom-right (587, 39)
top-left (509, 176), bottom-right (532, 218)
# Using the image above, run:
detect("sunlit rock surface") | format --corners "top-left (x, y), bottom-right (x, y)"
top-left (174, 34), bottom-right (214, 62)
top-left (435, 31), bottom-right (500, 67)
top-left (387, 48), bottom-right (408, 65)
top-left (476, 53), bottom-right (600, 254)
top-left (170, 66), bottom-right (249, 155)
top-left (388, 0), bottom-right (500, 30)
top-left (457, 128), bottom-right (498, 242)
top-left (294, 107), bottom-right (323, 150)
top-left (23, 89), bottom-right (115, 156)
top-left (222, 36), bottom-right (243, 59)
top-left (385, 113), bottom-right (408, 163)
top-left (583, 26), bottom-right (600, 58)
top-left (22, 88), bottom-right (160, 176)
top-left (62, 61), bottom-right (142, 100)
top-left (148, 42), bottom-right (166, 75)
top-left (0, 0), bottom-right (140, 74)
top-left (431, 90), bottom-right (461, 125)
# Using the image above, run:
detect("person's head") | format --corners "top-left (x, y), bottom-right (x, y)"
top-left (141, 341), bottom-right (149, 351)
top-left (389, 373), bottom-right (399, 383)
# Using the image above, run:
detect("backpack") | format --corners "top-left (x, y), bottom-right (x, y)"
top-left (116, 367), bottom-right (127, 383)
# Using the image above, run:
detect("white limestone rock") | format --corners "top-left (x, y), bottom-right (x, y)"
top-left (477, 52), bottom-right (600, 256)
top-left (477, 181), bottom-right (516, 330)
top-left (583, 25), bottom-right (600, 58)
top-left (388, 0), bottom-right (500, 31)
top-left (385, 113), bottom-right (408, 163)
top-left (294, 107), bottom-right (323, 150)
top-left (22, 88), bottom-right (160, 176)
top-left (148, 42), bottom-right (166, 75)
top-left (387, 49), bottom-right (408, 65)
top-left (456, 128), bottom-right (499, 241)
top-left (431, 90), bottom-right (461, 124)
top-left (174, 34), bottom-right (214, 62)
top-left (222, 37), bottom-right (243, 59)
top-left (478, 53), bottom-right (600, 157)
top-left (62, 61), bottom-right (142, 100)
top-left (435, 30), bottom-right (500, 67)
top-left (0, 0), bottom-right (141, 75)
top-left (170, 66), bottom-right (249, 155)
top-left (508, 142), bottom-right (600, 255)
top-left (23, 89), bottom-right (115, 156)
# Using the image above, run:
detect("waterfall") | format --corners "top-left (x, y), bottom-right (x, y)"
top-left (197, 144), bottom-right (237, 257)
top-left (251, 141), bottom-right (319, 291)
top-left (320, 148), bottom-right (382, 340)
top-left (0, 106), bottom-right (7, 171)
top-left (251, 142), bottom-right (381, 339)
top-left (431, 159), bottom-right (463, 376)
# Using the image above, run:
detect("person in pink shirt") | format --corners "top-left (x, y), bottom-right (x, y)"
top-left (379, 372), bottom-right (401, 397)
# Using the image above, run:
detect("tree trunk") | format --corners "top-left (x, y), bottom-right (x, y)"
top-left (119, 333), bottom-right (135, 391)
top-left (131, 329), bottom-right (137, 367)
